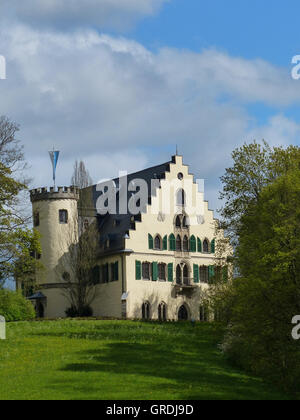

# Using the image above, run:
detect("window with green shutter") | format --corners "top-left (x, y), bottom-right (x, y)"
top-left (148, 234), bottom-right (154, 250)
top-left (193, 264), bottom-right (199, 283)
top-left (136, 261), bottom-right (141, 280)
top-left (208, 265), bottom-right (215, 284)
top-left (152, 262), bottom-right (158, 281)
top-left (197, 238), bottom-right (202, 253)
top-left (190, 235), bottom-right (196, 252)
top-left (168, 263), bottom-right (173, 282)
top-left (163, 235), bottom-right (168, 250)
top-left (211, 239), bottom-right (216, 254)
top-left (169, 234), bottom-right (176, 251)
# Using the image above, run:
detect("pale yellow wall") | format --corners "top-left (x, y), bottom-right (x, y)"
top-left (124, 155), bottom-right (223, 321)
top-left (91, 254), bottom-right (124, 318)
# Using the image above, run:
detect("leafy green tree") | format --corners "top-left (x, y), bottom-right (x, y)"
top-left (220, 140), bottom-right (300, 243)
top-left (0, 116), bottom-right (41, 288)
top-left (214, 166), bottom-right (300, 392)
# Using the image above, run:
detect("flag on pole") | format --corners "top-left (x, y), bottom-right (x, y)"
top-left (49, 149), bottom-right (60, 187)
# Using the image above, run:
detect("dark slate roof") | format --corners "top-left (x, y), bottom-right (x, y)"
top-left (83, 157), bottom-right (175, 255)
top-left (27, 292), bottom-right (46, 300)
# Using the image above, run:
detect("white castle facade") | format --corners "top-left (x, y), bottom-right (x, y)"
top-left (27, 155), bottom-right (229, 320)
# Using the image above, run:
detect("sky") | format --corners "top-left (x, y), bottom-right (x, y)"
top-left (0, 0), bottom-right (300, 212)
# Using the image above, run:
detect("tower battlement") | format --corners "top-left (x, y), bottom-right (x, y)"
top-left (30, 186), bottom-right (80, 202)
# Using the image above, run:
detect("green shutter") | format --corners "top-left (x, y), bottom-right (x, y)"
top-left (148, 234), bottom-right (154, 250)
top-left (211, 239), bottom-right (216, 254)
top-left (197, 238), bottom-right (202, 253)
top-left (193, 264), bottom-right (199, 283)
top-left (152, 262), bottom-right (158, 281)
top-left (136, 261), bottom-right (141, 280)
top-left (114, 262), bottom-right (119, 281)
top-left (208, 265), bottom-right (215, 284)
top-left (190, 236), bottom-right (196, 252)
top-left (163, 235), bottom-right (168, 251)
top-left (169, 234), bottom-right (175, 251)
top-left (168, 263), bottom-right (173, 282)
top-left (222, 266), bottom-right (228, 283)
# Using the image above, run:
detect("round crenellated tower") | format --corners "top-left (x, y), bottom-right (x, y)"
top-left (30, 186), bottom-right (80, 318)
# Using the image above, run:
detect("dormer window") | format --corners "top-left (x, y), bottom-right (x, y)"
top-left (59, 210), bottom-right (68, 224)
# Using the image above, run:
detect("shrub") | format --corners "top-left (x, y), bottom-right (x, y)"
top-left (0, 289), bottom-right (35, 321)
top-left (65, 305), bottom-right (93, 318)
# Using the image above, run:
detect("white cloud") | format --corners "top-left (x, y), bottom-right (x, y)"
top-left (247, 114), bottom-right (300, 147)
top-left (0, 0), bottom-right (169, 30)
top-left (1, 24), bottom-right (300, 211)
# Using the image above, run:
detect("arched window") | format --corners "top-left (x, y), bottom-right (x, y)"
top-left (190, 235), bottom-right (196, 252)
top-left (177, 189), bottom-right (186, 206)
top-left (182, 216), bottom-right (189, 228)
top-left (176, 265), bottom-right (182, 284)
top-left (200, 266), bottom-right (209, 284)
top-left (183, 236), bottom-right (189, 252)
top-left (154, 235), bottom-right (162, 250)
top-left (183, 265), bottom-right (189, 285)
top-left (158, 302), bottom-right (167, 322)
top-left (178, 305), bottom-right (189, 321)
top-left (169, 234), bottom-right (176, 251)
top-left (176, 235), bottom-right (182, 251)
top-left (203, 239), bottom-right (210, 253)
top-left (142, 302), bottom-right (150, 320)
top-left (158, 263), bottom-right (166, 281)
top-left (175, 215), bottom-right (181, 228)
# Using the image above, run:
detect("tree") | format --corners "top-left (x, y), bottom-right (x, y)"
top-left (0, 116), bottom-right (41, 287)
top-left (71, 160), bottom-right (93, 189)
top-left (214, 158), bottom-right (300, 393)
top-left (220, 140), bottom-right (300, 244)
top-left (56, 217), bottom-right (100, 317)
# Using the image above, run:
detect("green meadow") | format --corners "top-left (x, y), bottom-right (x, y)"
top-left (0, 320), bottom-right (291, 400)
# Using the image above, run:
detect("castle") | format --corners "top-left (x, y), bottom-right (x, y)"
top-left (27, 155), bottom-right (229, 320)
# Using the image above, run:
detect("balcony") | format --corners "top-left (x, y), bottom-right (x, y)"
top-left (173, 278), bottom-right (197, 296)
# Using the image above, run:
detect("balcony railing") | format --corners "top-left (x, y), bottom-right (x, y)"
top-left (175, 278), bottom-right (195, 287)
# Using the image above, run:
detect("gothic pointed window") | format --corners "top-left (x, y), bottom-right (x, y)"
top-left (158, 302), bottom-right (167, 322)
top-left (203, 239), bottom-right (210, 253)
top-left (154, 235), bottom-right (162, 250)
top-left (175, 215), bottom-right (181, 228)
top-left (183, 235), bottom-right (189, 252)
top-left (142, 302), bottom-right (150, 320)
top-left (176, 235), bottom-right (182, 251)
top-left (176, 265), bottom-right (182, 284)
top-left (183, 265), bottom-right (189, 285)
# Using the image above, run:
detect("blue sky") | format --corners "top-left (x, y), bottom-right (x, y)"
top-left (133, 0), bottom-right (299, 66)
top-left (0, 0), bottom-right (300, 212)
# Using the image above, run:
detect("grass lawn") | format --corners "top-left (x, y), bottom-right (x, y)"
top-left (0, 320), bottom-right (291, 400)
